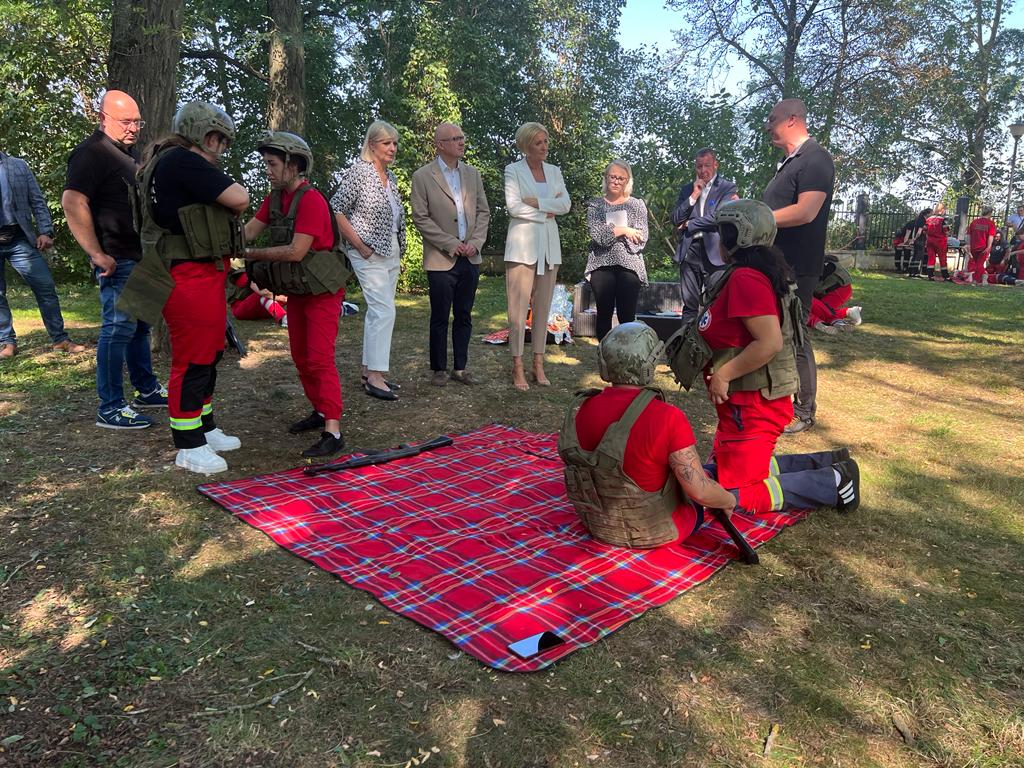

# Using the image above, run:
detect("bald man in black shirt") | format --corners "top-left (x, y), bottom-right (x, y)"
top-left (762, 98), bottom-right (835, 435)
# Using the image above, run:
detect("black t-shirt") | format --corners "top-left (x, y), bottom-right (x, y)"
top-left (762, 138), bottom-right (835, 276)
top-left (150, 147), bottom-right (236, 234)
top-left (64, 129), bottom-right (142, 261)
top-left (989, 242), bottom-right (1007, 266)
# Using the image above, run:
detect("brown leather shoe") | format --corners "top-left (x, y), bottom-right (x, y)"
top-left (449, 370), bottom-right (479, 385)
top-left (52, 339), bottom-right (87, 354)
top-left (431, 370), bottom-right (448, 387)
top-left (0, 342), bottom-right (16, 359)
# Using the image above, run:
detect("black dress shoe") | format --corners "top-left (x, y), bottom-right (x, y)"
top-left (302, 431), bottom-right (346, 458)
top-left (364, 382), bottom-right (398, 401)
top-left (288, 410), bottom-right (325, 434)
top-left (362, 375), bottom-right (400, 390)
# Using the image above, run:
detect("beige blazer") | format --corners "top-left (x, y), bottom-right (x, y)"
top-left (411, 159), bottom-right (490, 272)
top-left (503, 159), bottom-right (571, 275)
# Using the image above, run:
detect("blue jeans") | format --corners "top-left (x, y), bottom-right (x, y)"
top-left (0, 235), bottom-right (69, 345)
top-left (96, 260), bottom-right (159, 413)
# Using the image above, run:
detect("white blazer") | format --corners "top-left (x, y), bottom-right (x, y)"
top-left (503, 159), bottom-right (571, 275)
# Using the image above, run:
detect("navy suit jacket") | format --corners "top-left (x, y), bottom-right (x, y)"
top-left (0, 152), bottom-right (53, 243)
top-left (671, 175), bottom-right (737, 265)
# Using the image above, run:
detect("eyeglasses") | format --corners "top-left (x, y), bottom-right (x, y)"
top-left (439, 136), bottom-right (466, 143)
top-left (102, 112), bottom-right (145, 129)
top-left (606, 174), bottom-right (628, 183)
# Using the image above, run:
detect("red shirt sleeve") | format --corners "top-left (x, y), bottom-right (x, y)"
top-left (293, 187), bottom-right (335, 251)
top-left (254, 195), bottom-right (271, 224)
top-left (720, 268), bottom-right (779, 319)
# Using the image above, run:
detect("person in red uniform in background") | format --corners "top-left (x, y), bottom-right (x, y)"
top-left (244, 131), bottom-right (347, 458)
top-left (697, 199), bottom-right (859, 515)
top-left (965, 207), bottom-right (997, 284)
top-left (228, 267), bottom-right (288, 325)
top-left (924, 202), bottom-right (952, 281)
top-left (807, 256), bottom-right (862, 334)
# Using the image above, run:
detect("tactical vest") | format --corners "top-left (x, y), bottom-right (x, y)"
top-left (814, 260), bottom-right (851, 297)
top-left (666, 266), bottom-right (803, 400)
top-left (558, 387), bottom-right (685, 549)
top-left (246, 185), bottom-right (351, 295)
top-left (117, 144), bottom-right (241, 325)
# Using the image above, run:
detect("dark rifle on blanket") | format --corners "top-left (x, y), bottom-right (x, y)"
top-left (304, 435), bottom-right (454, 476)
top-left (225, 315), bottom-right (247, 357)
top-left (708, 508), bottom-right (759, 565)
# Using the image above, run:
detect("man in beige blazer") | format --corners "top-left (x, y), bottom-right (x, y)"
top-left (411, 122), bottom-right (490, 386)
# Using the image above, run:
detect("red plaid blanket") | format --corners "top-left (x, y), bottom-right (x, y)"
top-left (198, 424), bottom-right (808, 671)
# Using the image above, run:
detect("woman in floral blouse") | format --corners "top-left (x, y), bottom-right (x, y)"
top-left (585, 160), bottom-right (648, 340)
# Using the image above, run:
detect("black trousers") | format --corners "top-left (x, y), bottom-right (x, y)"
top-left (589, 265), bottom-right (641, 340)
top-left (793, 272), bottom-right (818, 422)
top-left (427, 258), bottom-right (480, 372)
top-left (679, 238), bottom-right (724, 323)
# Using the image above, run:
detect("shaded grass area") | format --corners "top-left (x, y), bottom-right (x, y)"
top-left (1, 273), bottom-right (1022, 767)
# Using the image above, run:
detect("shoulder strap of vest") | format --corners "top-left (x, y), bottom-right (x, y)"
top-left (286, 184), bottom-right (309, 219)
top-left (138, 144), bottom-right (176, 235)
top-left (697, 263), bottom-right (738, 319)
top-left (558, 388), bottom-right (602, 455)
top-left (599, 387), bottom-right (663, 463)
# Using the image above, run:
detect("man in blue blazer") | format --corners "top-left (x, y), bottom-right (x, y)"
top-left (0, 151), bottom-right (85, 358)
top-left (671, 148), bottom-right (738, 322)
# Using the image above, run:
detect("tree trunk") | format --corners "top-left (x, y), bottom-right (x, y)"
top-left (108, 0), bottom-right (184, 357)
top-left (268, 0), bottom-right (305, 133)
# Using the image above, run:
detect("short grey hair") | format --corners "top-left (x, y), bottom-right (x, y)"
top-left (360, 120), bottom-right (399, 163)
top-left (601, 159), bottom-right (634, 197)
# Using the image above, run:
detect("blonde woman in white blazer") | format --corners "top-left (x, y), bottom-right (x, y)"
top-left (504, 122), bottom-right (571, 391)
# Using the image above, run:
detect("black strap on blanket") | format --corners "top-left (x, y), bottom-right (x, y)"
top-left (303, 435), bottom-right (454, 476)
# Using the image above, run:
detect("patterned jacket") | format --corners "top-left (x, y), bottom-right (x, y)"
top-left (0, 152), bottom-right (53, 242)
top-left (331, 158), bottom-right (407, 260)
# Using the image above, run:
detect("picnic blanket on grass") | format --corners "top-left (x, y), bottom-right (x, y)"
top-left (197, 424), bottom-right (809, 671)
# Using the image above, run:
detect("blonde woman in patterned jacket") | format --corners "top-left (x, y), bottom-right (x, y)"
top-left (333, 120), bottom-right (407, 401)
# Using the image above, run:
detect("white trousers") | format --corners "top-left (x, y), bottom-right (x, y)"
top-left (348, 232), bottom-right (401, 372)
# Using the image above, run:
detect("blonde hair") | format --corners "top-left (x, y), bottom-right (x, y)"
top-left (602, 159), bottom-right (634, 198)
top-left (360, 120), bottom-right (399, 163)
top-left (515, 122), bottom-right (548, 154)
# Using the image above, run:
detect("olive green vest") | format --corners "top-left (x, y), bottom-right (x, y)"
top-left (246, 185), bottom-right (351, 296)
top-left (666, 266), bottom-right (803, 400)
top-left (814, 260), bottom-right (851, 297)
top-left (558, 387), bottom-right (685, 549)
top-left (117, 144), bottom-right (241, 325)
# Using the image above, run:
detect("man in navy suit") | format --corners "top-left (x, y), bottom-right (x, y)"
top-left (671, 148), bottom-right (738, 322)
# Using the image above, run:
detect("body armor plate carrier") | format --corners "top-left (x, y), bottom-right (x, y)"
top-left (246, 185), bottom-right (351, 296)
top-left (665, 265), bottom-right (804, 400)
top-left (117, 144), bottom-right (242, 325)
top-left (558, 387), bottom-right (685, 548)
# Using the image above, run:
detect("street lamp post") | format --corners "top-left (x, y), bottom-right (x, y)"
top-left (1003, 122), bottom-right (1024, 233)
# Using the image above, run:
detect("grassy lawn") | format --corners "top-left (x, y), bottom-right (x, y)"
top-left (1, 272), bottom-right (1022, 767)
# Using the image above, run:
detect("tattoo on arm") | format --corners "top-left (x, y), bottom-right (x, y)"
top-left (669, 446), bottom-right (714, 490)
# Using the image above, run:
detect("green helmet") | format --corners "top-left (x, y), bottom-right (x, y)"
top-left (172, 102), bottom-right (236, 146)
top-left (598, 322), bottom-right (664, 386)
top-left (715, 199), bottom-right (777, 255)
top-left (257, 130), bottom-right (314, 176)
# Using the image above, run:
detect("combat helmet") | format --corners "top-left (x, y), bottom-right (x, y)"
top-left (598, 322), bottom-right (664, 386)
top-left (172, 102), bottom-right (236, 147)
top-left (257, 130), bottom-right (314, 176)
top-left (715, 199), bottom-right (777, 255)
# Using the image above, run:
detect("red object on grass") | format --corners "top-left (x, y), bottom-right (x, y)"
top-left (197, 424), bottom-right (809, 671)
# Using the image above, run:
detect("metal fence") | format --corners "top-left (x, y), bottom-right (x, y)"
top-left (827, 195), bottom-right (992, 251)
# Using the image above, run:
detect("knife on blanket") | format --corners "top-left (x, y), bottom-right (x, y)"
top-left (304, 435), bottom-right (455, 476)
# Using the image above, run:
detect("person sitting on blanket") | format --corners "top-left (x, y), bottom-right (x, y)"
top-left (558, 321), bottom-right (739, 549)
top-left (808, 255), bottom-right (862, 335)
top-left (227, 264), bottom-right (288, 326)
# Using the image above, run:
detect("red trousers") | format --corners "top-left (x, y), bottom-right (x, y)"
top-left (287, 290), bottom-right (344, 421)
top-left (711, 394), bottom-right (793, 513)
top-left (808, 284), bottom-right (853, 326)
top-left (232, 291), bottom-right (286, 323)
top-left (164, 259), bottom-right (228, 449)
top-left (926, 239), bottom-right (947, 269)
top-left (967, 250), bottom-right (989, 282)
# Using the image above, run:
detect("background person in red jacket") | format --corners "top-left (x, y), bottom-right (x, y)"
top-left (924, 203), bottom-right (951, 281)
top-left (965, 207), bottom-right (997, 284)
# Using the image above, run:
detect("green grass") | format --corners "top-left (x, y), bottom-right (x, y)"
top-left (1, 272), bottom-right (1022, 767)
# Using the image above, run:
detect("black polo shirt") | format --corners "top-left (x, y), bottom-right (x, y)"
top-left (762, 138), bottom-right (835, 276)
top-left (65, 129), bottom-right (142, 261)
top-left (150, 147), bottom-right (236, 234)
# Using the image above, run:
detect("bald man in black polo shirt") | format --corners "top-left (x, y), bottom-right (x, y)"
top-left (762, 98), bottom-right (835, 435)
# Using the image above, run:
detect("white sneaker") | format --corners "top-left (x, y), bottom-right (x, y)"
top-left (205, 427), bottom-right (241, 452)
top-left (175, 445), bottom-right (228, 474)
top-left (845, 306), bottom-right (862, 325)
top-left (814, 321), bottom-right (838, 335)
top-left (980, 274), bottom-right (989, 285)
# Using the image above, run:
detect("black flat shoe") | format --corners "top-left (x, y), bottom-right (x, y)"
top-left (364, 382), bottom-right (398, 401)
top-left (302, 431), bottom-right (346, 458)
top-left (288, 410), bottom-right (325, 434)
top-left (361, 375), bottom-right (400, 390)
